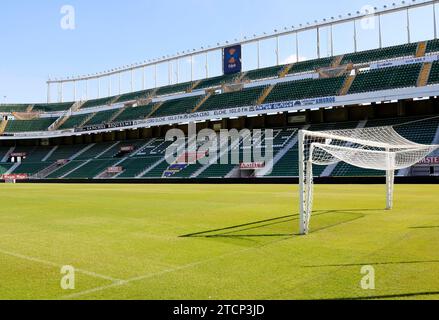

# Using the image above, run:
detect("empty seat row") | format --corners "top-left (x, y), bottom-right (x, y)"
top-left (198, 86), bottom-right (267, 112)
top-left (349, 64), bottom-right (422, 94)
top-left (4, 118), bottom-right (56, 132)
top-left (342, 43), bottom-right (418, 65)
top-left (265, 76), bottom-right (346, 104)
top-left (113, 104), bottom-right (154, 122)
top-left (152, 96), bottom-right (201, 117)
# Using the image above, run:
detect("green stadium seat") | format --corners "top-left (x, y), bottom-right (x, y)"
top-left (81, 97), bottom-right (116, 109)
top-left (426, 39), bottom-right (439, 54)
top-left (64, 159), bottom-right (119, 178)
top-left (47, 144), bottom-right (87, 161)
top-left (155, 82), bottom-right (193, 96)
top-left (245, 65), bottom-right (285, 81)
top-left (33, 102), bottom-right (74, 112)
top-left (341, 43), bottom-right (418, 65)
top-left (193, 74), bottom-right (238, 90)
top-left (113, 104), bottom-right (155, 122)
top-left (428, 61), bottom-right (439, 85)
top-left (198, 86), bottom-right (267, 112)
top-left (0, 163), bottom-right (14, 175)
top-left (59, 114), bottom-right (90, 129)
top-left (117, 156), bottom-right (162, 178)
top-left (264, 76), bottom-right (345, 104)
top-left (0, 104), bottom-right (31, 113)
top-left (349, 64), bottom-right (422, 94)
top-left (4, 118), bottom-right (56, 132)
top-left (46, 160), bottom-right (86, 179)
top-left (12, 162), bottom-right (53, 176)
top-left (83, 109), bottom-right (119, 126)
top-left (117, 89), bottom-right (154, 103)
top-left (151, 96), bottom-right (201, 117)
top-left (288, 57), bottom-right (333, 74)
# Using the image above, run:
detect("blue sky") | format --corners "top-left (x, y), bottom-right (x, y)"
top-left (0, 0), bottom-right (437, 103)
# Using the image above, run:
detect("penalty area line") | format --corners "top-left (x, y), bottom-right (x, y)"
top-left (64, 234), bottom-right (295, 299)
top-left (0, 248), bottom-right (122, 283)
top-left (64, 253), bottom-right (240, 299)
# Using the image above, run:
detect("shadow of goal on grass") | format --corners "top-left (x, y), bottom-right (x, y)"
top-left (410, 225), bottom-right (439, 229)
top-left (330, 291), bottom-right (439, 300)
top-left (180, 209), bottom-right (371, 239)
top-left (304, 259), bottom-right (439, 268)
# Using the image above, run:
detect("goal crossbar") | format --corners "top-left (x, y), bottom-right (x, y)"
top-left (300, 128), bottom-right (430, 150)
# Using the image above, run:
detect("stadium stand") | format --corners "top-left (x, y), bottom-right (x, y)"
top-left (288, 57), bottom-right (334, 74)
top-left (349, 64), bottom-right (422, 94)
top-left (0, 163), bottom-right (14, 175)
top-left (83, 109), bottom-right (119, 126)
top-left (33, 102), bottom-right (74, 113)
top-left (1, 39), bottom-right (438, 135)
top-left (264, 76), bottom-right (346, 103)
top-left (193, 74), bottom-right (238, 90)
top-left (98, 140), bottom-right (145, 159)
top-left (113, 104), bottom-right (155, 122)
top-left (2, 39), bottom-right (439, 181)
top-left (341, 43), bottom-right (418, 65)
top-left (1, 113), bottom-right (438, 180)
top-left (58, 114), bottom-right (90, 129)
top-left (16, 146), bottom-right (53, 162)
top-left (117, 89), bottom-right (154, 103)
top-left (46, 160), bottom-right (85, 179)
top-left (428, 61), bottom-right (439, 85)
top-left (197, 86), bottom-right (267, 112)
top-left (75, 142), bottom-right (116, 160)
top-left (47, 144), bottom-right (87, 161)
top-left (117, 156), bottom-right (163, 178)
top-left (4, 118), bottom-right (56, 132)
top-left (0, 104), bottom-right (31, 113)
top-left (64, 159), bottom-right (118, 179)
top-left (152, 96), bottom-right (201, 117)
top-left (244, 65), bottom-right (285, 81)
top-left (12, 162), bottom-right (52, 176)
top-left (81, 97), bottom-right (116, 109)
top-left (155, 82), bottom-right (193, 96)
top-left (426, 39), bottom-right (439, 54)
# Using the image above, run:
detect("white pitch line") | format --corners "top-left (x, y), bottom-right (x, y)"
top-left (63, 258), bottom-right (217, 299)
top-left (0, 248), bottom-right (121, 283)
top-left (64, 235), bottom-right (294, 299)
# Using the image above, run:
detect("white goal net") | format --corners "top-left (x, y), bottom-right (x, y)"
top-left (298, 126), bottom-right (439, 235)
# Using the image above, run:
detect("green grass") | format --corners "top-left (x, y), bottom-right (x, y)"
top-left (0, 184), bottom-right (438, 300)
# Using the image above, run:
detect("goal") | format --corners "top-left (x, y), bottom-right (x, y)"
top-left (298, 126), bottom-right (439, 235)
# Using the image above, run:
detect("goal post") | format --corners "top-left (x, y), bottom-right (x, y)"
top-left (298, 127), bottom-right (439, 235)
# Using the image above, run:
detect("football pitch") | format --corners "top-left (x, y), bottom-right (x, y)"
top-left (0, 183), bottom-right (438, 300)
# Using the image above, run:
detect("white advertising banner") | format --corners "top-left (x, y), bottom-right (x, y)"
top-left (2, 83), bottom-right (439, 140)
top-left (370, 54), bottom-right (439, 70)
